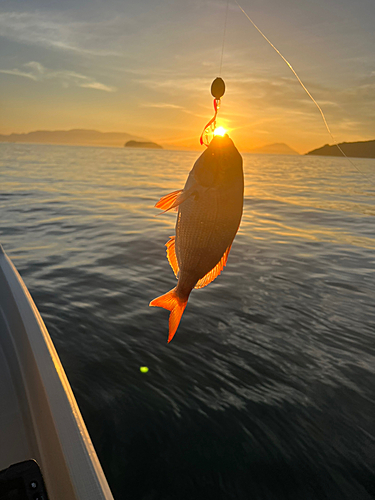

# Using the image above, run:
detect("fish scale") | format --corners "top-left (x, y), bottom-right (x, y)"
top-left (150, 135), bottom-right (244, 342)
top-left (176, 191), bottom-right (219, 279)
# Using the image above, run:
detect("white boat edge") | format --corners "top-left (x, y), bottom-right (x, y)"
top-left (0, 244), bottom-right (114, 500)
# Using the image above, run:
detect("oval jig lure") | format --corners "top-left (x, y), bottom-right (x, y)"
top-left (200, 77), bottom-right (226, 146)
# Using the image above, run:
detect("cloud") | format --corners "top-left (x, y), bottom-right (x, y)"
top-left (0, 68), bottom-right (38, 80)
top-left (80, 81), bottom-right (116, 92)
top-left (141, 103), bottom-right (183, 109)
top-left (137, 76), bottom-right (209, 95)
top-left (0, 11), bottom-right (126, 56)
top-left (134, 58), bottom-right (375, 141)
top-left (0, 61), bottom-right (116, 92)
top-left (139, 101), bottom-right (208, 119)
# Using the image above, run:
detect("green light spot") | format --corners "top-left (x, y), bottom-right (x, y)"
top-left (140, 366), bottom-right (149, 373)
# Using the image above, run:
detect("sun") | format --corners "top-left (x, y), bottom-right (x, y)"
top-left (213, 126), bottom-right (227, 137)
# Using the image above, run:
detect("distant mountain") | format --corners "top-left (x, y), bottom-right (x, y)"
top-left (0, 129), bottom-right (147, 148)
top-left (125, 140), bottom-right (163, 149)
top-left (247, 143), bottom-right (299, 155)
top-left (306, 140), bottom-right (375, 159)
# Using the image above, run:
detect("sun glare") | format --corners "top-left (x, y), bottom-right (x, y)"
top-left (214, 127), bottom-right (227, 137)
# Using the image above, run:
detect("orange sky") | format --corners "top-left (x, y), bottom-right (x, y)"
top-left (0, 0), bottom-right (374, 153)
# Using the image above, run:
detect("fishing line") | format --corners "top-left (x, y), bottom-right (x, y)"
top-left (200, 1), bottom-right (230, 146)
top-left (233, 0), bottom-right (375, 187)
top-left (219, 0), bottom-right (230, 76)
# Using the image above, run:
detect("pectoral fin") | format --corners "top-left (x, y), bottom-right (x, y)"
top-left (155, 190), bottom-right (183, 212)
top-left (194, 245), bottom-right (232, 289)
top-left (155, 185), bottom-right (199, 214)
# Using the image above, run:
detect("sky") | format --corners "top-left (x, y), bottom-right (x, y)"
top-left (0, 0), bottom-right (374, 152)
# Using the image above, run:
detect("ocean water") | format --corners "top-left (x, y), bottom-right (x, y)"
top-left (1, 142), bottom-right (374, 500)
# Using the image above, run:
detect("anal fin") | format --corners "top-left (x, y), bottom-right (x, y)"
top-left (166, 236), bottom-right (179, 278)
top-left (194, 245), bottom-right (232, 289)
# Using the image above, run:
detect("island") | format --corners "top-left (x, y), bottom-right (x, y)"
top-left (0, 129), bottom-right (147, 148)
top-left (125, 140), bottom-right (163, 149)
top-left (306, 139), bottom-right (375, 159)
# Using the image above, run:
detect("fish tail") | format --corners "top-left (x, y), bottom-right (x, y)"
top-left (149, 288), bottom-right (187, 343)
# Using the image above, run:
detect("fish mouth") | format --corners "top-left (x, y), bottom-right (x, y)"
top-left (210, 134), bottom-right (232, 147)
top-left (209, 133), bottom-right (235, 153)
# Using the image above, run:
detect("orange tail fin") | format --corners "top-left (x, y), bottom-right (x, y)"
top-left (149, 288), bottom-right (187, 343)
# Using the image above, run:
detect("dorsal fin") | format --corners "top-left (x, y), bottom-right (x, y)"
top-left (194, 245), bottom-right (231, 289)
top-left (166, 236), bottom-right (179, 278)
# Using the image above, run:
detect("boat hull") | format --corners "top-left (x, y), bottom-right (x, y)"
top-left (0, 245), bottom-right (113, 500)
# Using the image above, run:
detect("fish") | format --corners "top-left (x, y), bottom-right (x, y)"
top-left (150, 134), bottom-right (244, 342)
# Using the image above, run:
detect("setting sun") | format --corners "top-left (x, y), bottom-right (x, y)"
top-left (213, 127), bottom-right (227, 137)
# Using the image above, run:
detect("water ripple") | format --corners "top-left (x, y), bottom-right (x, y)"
top-left (1, 144), bottom-right (374, 499)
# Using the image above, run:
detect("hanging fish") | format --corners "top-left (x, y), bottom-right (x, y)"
top-left (150, 133), bottom-right (244, 342)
